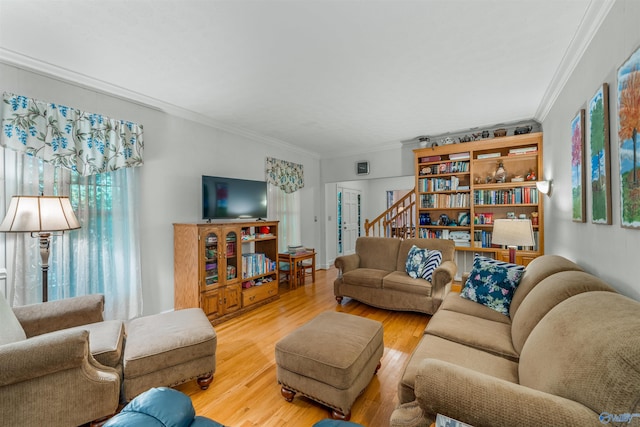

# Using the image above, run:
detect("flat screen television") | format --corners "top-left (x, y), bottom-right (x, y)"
top-left (202, 175), bottom-right (268, 220)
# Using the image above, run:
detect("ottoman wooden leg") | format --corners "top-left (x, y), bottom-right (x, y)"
top-left (197, 373), bottom-right (213, 390)
top-left (374, 361), bottom-right (381, 374)
top-left (331, 409), bottom-right (351, 421)
top-left (281, 386), bottom-right (296, 402)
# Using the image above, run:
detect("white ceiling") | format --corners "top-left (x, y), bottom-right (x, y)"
top-left (0, 0), bottom-right (613, 158)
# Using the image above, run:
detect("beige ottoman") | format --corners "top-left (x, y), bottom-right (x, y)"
top-left (122, 308), bottom-right (217, 401)
top-left (275, 311), bottom-right (384, 420)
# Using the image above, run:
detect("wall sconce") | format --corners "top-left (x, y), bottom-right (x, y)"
top-left (536, 180), bottom-right (553, 196)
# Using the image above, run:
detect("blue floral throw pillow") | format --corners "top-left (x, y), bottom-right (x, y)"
top-left (405, 245), bottom-right (442, 282)
top-left (460, 255), bottom-right (525, 316)
top-left (406, 245), bottom-right (428, 278)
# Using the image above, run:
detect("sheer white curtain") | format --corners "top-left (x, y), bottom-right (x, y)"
top-left (2, 149), bottom-right (44, 306)
top-left (67, 167), bottom-right (142, 319)
top-left (1, 147), bottom-right (142, 319)
top-left (268, 183), bottom-right (301, 252)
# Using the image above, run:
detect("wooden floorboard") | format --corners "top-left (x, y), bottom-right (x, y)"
top-left (175, 267), bottom-right (430, 427)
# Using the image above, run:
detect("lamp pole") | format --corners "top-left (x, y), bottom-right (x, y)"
top-left (38, 232), bottom-right (51, 302)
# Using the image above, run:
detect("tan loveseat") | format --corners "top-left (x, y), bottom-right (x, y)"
top-left (392, 254), bottom-right (640, 427)
top-left (334, 237), bottom-right (456, 315)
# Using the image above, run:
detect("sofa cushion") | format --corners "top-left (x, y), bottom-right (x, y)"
top-left (460, 255), bottom-right (524, 316)
top-left (398, 334), bottom-right (518, 404)
top-left (405, 246), bottom-right (442, 282)
top-left (355, 237), bottom-right (401, 271)
top-left (510, 271), bottom-right (616, 354)
top-left (66, 320), bottom-right (125, 368)
top-left (424, 309), bottom-right (519, 360)
top-left (508, 254), bottom-right (583, 318)
top-left (519, 292), bottom-right (640, 418)
top-left (342, 268), bottom-right (387, 288)
top-left (0, 292), bottom-right (26, 345)
top-left (383, 271), bottom-right (432, 296)
top-left (439, 292), bottom-right (511, 325)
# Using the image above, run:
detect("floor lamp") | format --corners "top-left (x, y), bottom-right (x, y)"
top-left (0, 195), bottom-right (81, 302)
top-left (491, 219), bottom-right (535, 264)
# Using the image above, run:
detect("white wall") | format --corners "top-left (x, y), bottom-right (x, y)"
top-left (542, 0), bottom-right (640, 300)
top-left (0, 62), bottom-right (322, 315)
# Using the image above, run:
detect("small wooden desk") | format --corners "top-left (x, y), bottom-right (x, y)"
top-left (278, 251), bottom-right (316, 289)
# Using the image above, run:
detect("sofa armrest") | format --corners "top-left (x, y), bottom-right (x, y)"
top-left (415, 359), bottom-right (600, 427)
top-left (0, 329), bottom-right (93, 386)
top-left (13, 294), bottom-right (105, 337)
top-left (431, 260), bottom-right (456, 292)
top-left (334, 253), bottom-right (361, 276)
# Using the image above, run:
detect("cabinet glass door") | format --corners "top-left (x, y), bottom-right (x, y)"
top-left (224, 230), bottom-right (239, 283)
top-left (203, 231), bottom-right (220, 288)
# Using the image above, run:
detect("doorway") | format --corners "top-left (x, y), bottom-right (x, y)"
top-left (337, 187), bottom-right (361, 256)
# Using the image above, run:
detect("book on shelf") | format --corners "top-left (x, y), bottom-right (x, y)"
top-left (508, 146), bottom-right (538, 155)
top-left (449, 152), bottom-right (470, 160)
top-left (477, 152), bottom-right (501, 159)
top-left (420, 155), bottom-right (442, 163)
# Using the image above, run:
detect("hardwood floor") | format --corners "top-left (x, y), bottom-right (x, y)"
top-left (175, 267), bottom-right (430, 427)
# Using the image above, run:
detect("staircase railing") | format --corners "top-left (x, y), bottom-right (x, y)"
top-left (364, 189), bottom-right (416, 238)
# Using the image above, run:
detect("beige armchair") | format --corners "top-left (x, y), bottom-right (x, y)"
top-left (0, 294), bottom-right (120, 427)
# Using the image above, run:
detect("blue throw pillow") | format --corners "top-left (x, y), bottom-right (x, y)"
top-left (405, 245), bottom-right (428, 279)
top-left (460, 255), bottom-right (524, 316)
top-left (405, 245), bottom-right (442, 282)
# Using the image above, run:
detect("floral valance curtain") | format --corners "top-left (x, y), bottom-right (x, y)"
top-left (266, 157), bottom-right (304, 193)
top-left (1, 92), bottom-right (144, 176)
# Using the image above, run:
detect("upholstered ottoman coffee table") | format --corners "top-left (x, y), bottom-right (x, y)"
top-left (122, 308), bottom-right (217, 401)
top-left (275, 311), bottom-right (384, 420)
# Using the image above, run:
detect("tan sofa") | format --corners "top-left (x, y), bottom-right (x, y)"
top-left (334, 237), bottom-right (457, 315)
top-left (392, 254), bottom-right (640, 427)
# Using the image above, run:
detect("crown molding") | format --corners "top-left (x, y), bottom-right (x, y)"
top-left (535, 0), bottom-right (616, 122)
top-left (0, 47), bottom-right (319, 159)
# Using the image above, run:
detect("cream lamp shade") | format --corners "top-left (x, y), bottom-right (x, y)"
top-left (0, 196), bottom-right (80, 233)
top-left (491, 219), bottom-right (534, 264)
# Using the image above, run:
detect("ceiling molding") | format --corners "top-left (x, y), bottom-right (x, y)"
top-left (535, 0), bottom-right (615, 122)
top-left (0, 47), bottom-right (319, 160)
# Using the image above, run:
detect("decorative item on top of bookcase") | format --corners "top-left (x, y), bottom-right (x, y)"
top-left (571, 109), bottom-right (586, 223)
top-left (617, 45), bottom-right (640, 229)
top-left (589, 83), bottom-right (612, 225)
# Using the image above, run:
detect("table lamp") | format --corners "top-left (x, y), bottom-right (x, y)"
top-left (491, 219), bottom-right (534, 264)
top-left (0, 195), bottom-right (81, 302)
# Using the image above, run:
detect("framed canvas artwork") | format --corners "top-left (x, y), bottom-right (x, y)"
top-left (588, 83), bottom-right (612, 225)
top-left (618, 45), bottom-right (640, 228)
top-left (571, 109), bottom-right (586, 222)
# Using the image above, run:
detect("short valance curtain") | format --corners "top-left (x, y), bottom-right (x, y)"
top-left (266, 157), bottom-right (304, 193)
top-left (2, 92), bottom-right (144, 176)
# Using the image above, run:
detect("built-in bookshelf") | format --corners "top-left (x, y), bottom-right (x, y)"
top-left (414, 133), bottom-right (544, 265)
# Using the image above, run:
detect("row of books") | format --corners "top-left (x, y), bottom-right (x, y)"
top-left (420, 176), bottom-right (468, 192)
top-left (420, 193), bottom-right (470, 209)
top-left (475, 146), bottom-right (538, 160)
top-left (474, 187), bottom-right (539, 205)
top-left (420, 161), bottom-right (469, 175)
top-left (418, 152), bottom-right (469, 163)
top-left (241, 253), bottom-right (276, 279)
top-left (473, 231), bottom-right (539, 250)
